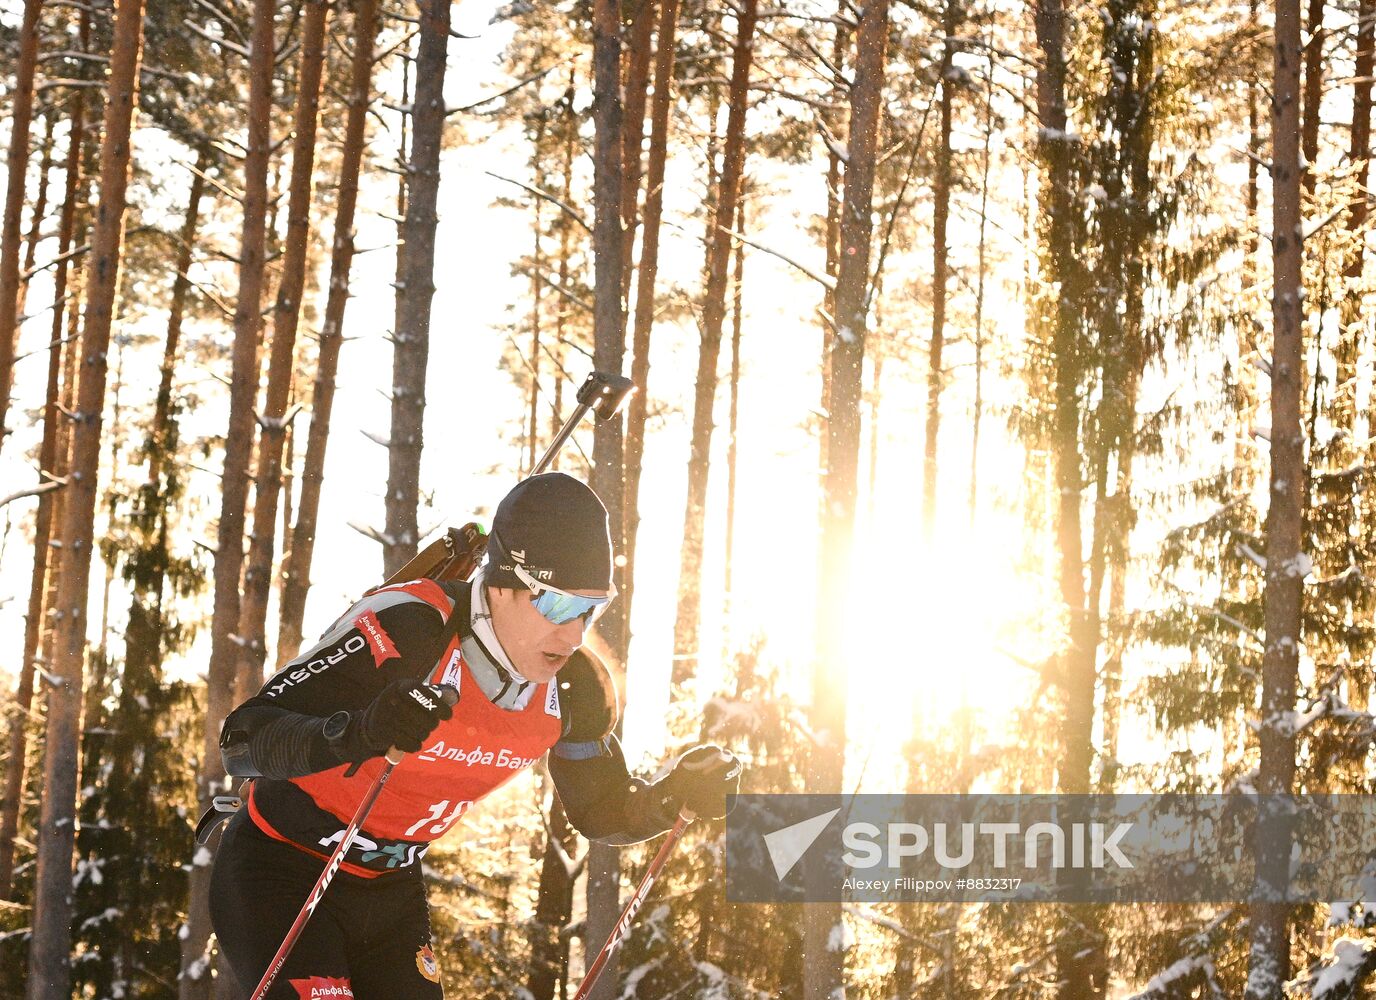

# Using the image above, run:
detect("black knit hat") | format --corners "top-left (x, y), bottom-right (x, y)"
top-left (485, 473), bottom-right (613, 592)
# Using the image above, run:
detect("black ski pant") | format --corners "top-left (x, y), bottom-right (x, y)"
top-left (210, 809), bottom-right (444, 999)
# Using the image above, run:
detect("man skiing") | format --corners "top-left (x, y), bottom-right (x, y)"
top-left (208, 472), bottom-right (742, 999)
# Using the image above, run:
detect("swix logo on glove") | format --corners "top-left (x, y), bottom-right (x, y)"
top-left (289, 976), bottom-right (353, 999)
top-left (409, 687), bottom-right (439, 712)
top-left (353, 610), bottom-right (399, 667)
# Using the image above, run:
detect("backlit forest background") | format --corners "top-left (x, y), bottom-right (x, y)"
top-left (0, 0), bottom-right (1370, 995)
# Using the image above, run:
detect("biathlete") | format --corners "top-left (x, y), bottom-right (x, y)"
top-left (206, 472), bottom-right (742, 998)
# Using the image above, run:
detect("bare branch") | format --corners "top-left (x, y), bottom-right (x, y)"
top-left (484, 170), bottom-right (591, 232)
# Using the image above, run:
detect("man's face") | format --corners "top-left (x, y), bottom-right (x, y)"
top-left (486, 586), bottom-right (608, 684)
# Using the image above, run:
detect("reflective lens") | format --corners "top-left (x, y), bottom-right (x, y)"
top-left (531, 589), bottom-right (609, 626)
top-left (512, 563), bottom-right (612, 626)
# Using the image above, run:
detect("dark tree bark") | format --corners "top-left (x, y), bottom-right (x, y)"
top-left (25, 0), bottom-right (143, 994)
top-left (1033, 0), bottom-right (1107, 992)
top-left (235, 0), bottom-right (330, 702)
top-left (803, 4), bottom-right (887, 997)
top-left (621, 0), bottom-right (655, 296)
top-left (1335, 0), bottom-right (1373, 435)
top-left (527, 795), bottom-right (581, 1000)
top-left (672, 0), bottom-right (759, 680)
top-left (1301, 0), bottom-right (1324, 199)
top-left (1245, 0), bottom-right (1303, 993)
top-left (16, 111), bottom-right (56, 323)
top-left (185, 1), bottom-right (275, 992)
top-left (384, 0), bottom-right (451, 577)
top-left (623, 0), bottom-right (680, 616)
top-left (0, 0), bottom-right (44, 454)
top-left (922, 0), bottom-right (959, 540)
top-left (0, 76), bottom-right (89, 901)
top-left (585, 2), bottom-right (629, 996)
top-left (278, 0), bottom-right (380, 666)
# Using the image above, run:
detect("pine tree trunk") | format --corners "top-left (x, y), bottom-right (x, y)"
top-left (236, 0), bottom-right (330, 702)
top-left (16, 112), bottom-right (56, 324)
top-left (0, 63), bottom-right (89, 900)
top-left (0, 0), bottom-right (43, 453)
top-left (528, 796), bottom-right (579, 1000)
top-left (818, 19), bottom-right (848, 494)
top-left (1245, 0), bottom-right (1303, 993)
top-left (527, 130), bottom-right (545, 475)
top-left (803, 4), bottom-right (887, 997)
top-left (922, 0), bottom-right (958, 540)
top-left (1033, 0), bottom-right (1106, 992)
top-left (585, 1), bottom-right (628, 995)
top-left (722, 197), bottom-right (745, 652)
top-left (1301, 0), bottom-right (1324, 199)
top-left (384, 0), bottom-right (451, 577)
top-left (279, 0), bottom-right (379, 666)
top-left (969, 41), bottom-right (994, 521)
top-left (550, 77), bottom-right (576, 473)
top-left (623, 0), bottom-right (680, 616)
top-left (25, 0), bottom-right (143, 993)
top-left (671, 0), bottom-right (758, 680)
top-left (1336, 0), bottom-right (1372, 436)
top-left (184, 1), bottom-right (275, 992)
top-left (621, 0), bottom-right (655, 296)
top-left (151, 157), bottom-right (207, 490)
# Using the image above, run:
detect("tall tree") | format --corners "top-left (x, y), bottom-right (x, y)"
top-left (0, 65), bottom-right (90, 899)
top-left (623, 0), bottom-right (681, 612)
top-left (25, 0), bottom-right (144, 992)
top-left (278, 0), bottom-right (381, 665)
top-left (671, 0), bottom-right (759, 680)
top-left (184, 0), bottom-right (275, 991)
top-left (803, 2), bottom-right (888, 997)
top-left (922, 0), bottom-right (961, 540)
top-left (584, 2), bottom-right (628, 997)
top-left (621, 0), bottom-right (655, 294)
top-left (15, 111), bottom-right (56, 324)
top-left (723, 195), bottom-right (745, 652)
top-left (1301, 0), bottom-right (1324, 198)
top-left (1336, 0), bottom-right (1373, 436)
top-left (1032, 0), bottom-right (1106, 990)
top-left (817, 18), bottom-right (849, 495)
top-left (384, 0), bottom-right (452, 576)
top-left (1245, 0), bottom-right (1304, 992)
top-left (235, 0), bottom-right (330, 702)
top-left (0, 0), bottom-right (43, 454)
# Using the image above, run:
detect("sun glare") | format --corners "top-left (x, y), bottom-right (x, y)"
top-left (838, 512), bottom-right (1047, 788)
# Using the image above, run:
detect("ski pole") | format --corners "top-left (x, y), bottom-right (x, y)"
top-left (531, 371), bottom-right (634, 477)
top-left (247, 691), bottom-right (457, 1000)
top-left (572, 810), bottom-right (695, 1000)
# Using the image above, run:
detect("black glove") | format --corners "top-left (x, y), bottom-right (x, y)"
top-left (657, 744), bottom-right (742, 820)
top-left (336, 681), bottom-right (456, 762)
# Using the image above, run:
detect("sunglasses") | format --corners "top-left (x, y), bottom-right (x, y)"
top-left (512, 563), bottom-right (614, 626)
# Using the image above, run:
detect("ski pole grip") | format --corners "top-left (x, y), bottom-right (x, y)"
top-left (383, 686), bottom-right (458, 764)
top-left (575, 370), bottom-right (635, 420)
